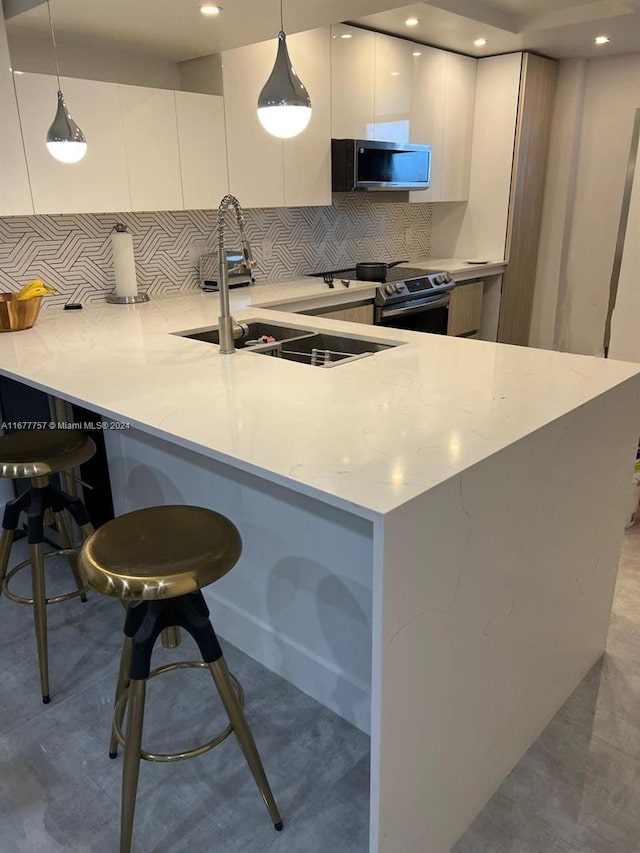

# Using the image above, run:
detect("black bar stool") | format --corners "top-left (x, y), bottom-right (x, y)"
top-left (78, 504), bottom-right (283, 853)
top-left (0, 429), bottom-right (96, 703)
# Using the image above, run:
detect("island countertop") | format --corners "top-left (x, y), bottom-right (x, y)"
top-left (0, 276), bottom-right (637, 518)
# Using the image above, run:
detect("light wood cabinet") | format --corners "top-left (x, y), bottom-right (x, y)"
top-left (373, 33), bottom-right (414, 144)
top-left (331, 24), bottom-right (375, 139)
top-left (318, 303), bottom-right (374, 324)
top-left (120, 85), bottom-right (183, 211)
top-left (447, 281), bottom-right (484, 337)
top-left (0, 20), bottom-right (32, 215)
top-left (175, 91), bottom-right (228, 210)
top-left (15, 73), bottom-right (131, 215)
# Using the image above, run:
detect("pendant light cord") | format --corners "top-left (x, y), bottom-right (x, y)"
top-left (46, 0), bottom-right (62, 91)
top-left (280, 0), bottom-right (284, 32)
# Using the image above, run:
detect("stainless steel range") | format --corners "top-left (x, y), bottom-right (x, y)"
top-left (315, 264), bottom-right (456, 335)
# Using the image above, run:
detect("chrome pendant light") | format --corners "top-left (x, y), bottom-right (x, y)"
top-left (45, 0), bottom-right (87, 163)
top-left (257, 0), bottom-right (312, 139)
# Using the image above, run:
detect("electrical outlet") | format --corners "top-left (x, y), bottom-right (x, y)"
top-left (262, 240), bottom-right (273, 261)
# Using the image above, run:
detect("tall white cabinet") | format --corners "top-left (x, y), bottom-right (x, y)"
top-left (222, 27), bottom-right (331, 209)
top-left (0, 15), bottom-right (33, 215)
top-left (15, 73), bottom-right (131, 215)
top-left (373, 33), bottom-right (414, 144)
top-left (175, 92), bottom-right (229, 210)
top-left (331, 24), bottom-right (375, 140)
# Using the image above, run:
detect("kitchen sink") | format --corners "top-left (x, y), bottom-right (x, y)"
top-left (174, 320), bottom-right (401, 367)
top-left (178, 321), bottom-right (310, 349)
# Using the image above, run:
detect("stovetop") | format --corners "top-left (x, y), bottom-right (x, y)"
top-left (332, 266), bottom-right (429, 283)
top-left (313, 263), bottom-right (455, 306)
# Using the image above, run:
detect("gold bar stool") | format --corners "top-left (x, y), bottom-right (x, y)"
top-left (78, 505), bottom-right (283, 853)
top-left (0, 429), bottom-right (96, 703)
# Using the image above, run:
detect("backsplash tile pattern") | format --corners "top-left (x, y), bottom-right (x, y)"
top-left (0, 194), bottom-right (431, 307)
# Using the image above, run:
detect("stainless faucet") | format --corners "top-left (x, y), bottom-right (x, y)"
top-left (216, 194), bottom-right (253, 354)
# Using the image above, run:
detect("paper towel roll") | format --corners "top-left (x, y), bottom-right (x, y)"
top-left (112, 224), bottom-right (138, 298)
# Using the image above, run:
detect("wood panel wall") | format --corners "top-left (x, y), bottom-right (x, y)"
top-left (498, 54), bottom-right (557, 346)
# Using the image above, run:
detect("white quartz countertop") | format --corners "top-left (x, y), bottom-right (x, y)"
top-left (0, 274), bottom-right (637, 519)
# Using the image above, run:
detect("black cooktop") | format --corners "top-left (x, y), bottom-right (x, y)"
top-left (315, 266), bottom-right (430, 284)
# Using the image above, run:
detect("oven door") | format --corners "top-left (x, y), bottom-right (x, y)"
top-left (375, 293), bottom-right (449, 335)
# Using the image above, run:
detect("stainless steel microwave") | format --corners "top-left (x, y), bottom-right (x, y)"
top-left (331, 139), bottom-right (432, 191)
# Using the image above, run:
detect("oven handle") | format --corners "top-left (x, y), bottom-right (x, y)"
top-left (378, 294), bottom-right (450, 320)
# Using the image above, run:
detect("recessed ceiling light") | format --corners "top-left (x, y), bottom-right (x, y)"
top-left (474, 38), bottom-right (487, 47)
top-left (341, 33), bottom-right (353, 39)
top-left (594, 35), bottom-right (610, 45)
top-left (412, 50), bottom-right (422, 56)
top-left (200, 4), bottom-right (222, 15)
top-left (405, 17), bottom-right (420, 27)
top-left (390, 71), bottom-right (400, 76)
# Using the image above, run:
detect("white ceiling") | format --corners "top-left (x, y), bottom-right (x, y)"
top-left (352, 0), bottom-right (640, 59)
top-left (5, 0), bottom-right (640, 62)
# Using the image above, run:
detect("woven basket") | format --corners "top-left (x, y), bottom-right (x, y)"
top-left (0, 293), bottom-right (42, 332)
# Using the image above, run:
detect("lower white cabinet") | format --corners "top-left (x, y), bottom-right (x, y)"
top-left (120, 85), bottom-right (183, 212)
top-left (175, 91), bottom-right (228, 210)
top-left (14, 73), bottom-right (131, 215)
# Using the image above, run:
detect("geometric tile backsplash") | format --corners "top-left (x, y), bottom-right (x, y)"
top-left (0, 193), bottom-right (431, 308)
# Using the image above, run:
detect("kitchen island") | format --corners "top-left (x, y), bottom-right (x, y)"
top-left (0, 278), bottom-right (638, 852)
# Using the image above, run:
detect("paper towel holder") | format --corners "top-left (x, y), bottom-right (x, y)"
top-left (106, 223), bottom-right (150, 304)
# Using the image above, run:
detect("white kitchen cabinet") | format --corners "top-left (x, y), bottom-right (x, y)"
top-left (120, 84), bottom-right (183, 212)
top-left (330, 24), bottom-right (375, 140)
top-left (373, 33), bottom-right (414, 144)
top-left (283, 29), bottom-right (331, 208)
top-left (175, 91), bottom-right (228, 210)
top-left (15, 72), bottom-right (130, 215)
top-left (410, 46), bottom-right (447, 202)
top-left (441, 53), bottom-right (476, 201)
top-left (223, 29), bottom-right (330, 208)
top-left (222, 39), bottom-right (285, 208)
top-left (410, 49), bottom-right (476, 203)
top-left (0, 18), bottom-right (32, 215)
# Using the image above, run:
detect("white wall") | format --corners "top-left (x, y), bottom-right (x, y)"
top-left (530, 54), bottom-right (640, 355)
top-left (8, 32), bottom-right (181, 89)
top-left (431, 53), bottom-right (522, 260)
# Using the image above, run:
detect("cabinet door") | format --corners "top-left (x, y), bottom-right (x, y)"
top-left (447, 281), bottom-right (484, 336)
top-left (15, 73), bottom-right (130, 215)
top-left (175, 91), bottom-right (228, 210)
top-left (0, 20), bottom-right (32, 215)
top-left (373, 34), bottom-right (414, 143)
top-left (410, 46), bottom-right (447, 203)
top-left (222, 39), bottom-right (285, 208)
top-left (120, 85), bottom-right (183, 212)
top-left (283, 28), bottom-right (331, 207)
top-left (331, 24), bottom-right (375, 139)
top-left (320, 304), bottom-right (374, 324)
top-left (441, 53), bottom-right (477, 202)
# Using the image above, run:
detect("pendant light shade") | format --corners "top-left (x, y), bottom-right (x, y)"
top-left (257, 27), bottom-right (312, 139)
top-left (45, 0), bottom-right (87, 163)
top-left (46, 91), bottom-right (87, 163)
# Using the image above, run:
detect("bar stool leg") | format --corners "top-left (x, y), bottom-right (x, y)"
top-left (110, 636), bottom-right (133, 759)
top-left (54, 510), bottom-right (87, 603)
top-left (120, 679), bottom-right (146, 853)
top-left (0, 527), bottom-right (15, 601)
top-left (208, 657), bottom-right (283, 831)
top-left (30, 542), bottom-right (50, 704)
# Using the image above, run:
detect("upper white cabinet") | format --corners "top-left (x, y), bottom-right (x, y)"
top-left (15, 73), bottom-right (131, 215)
top-left (222, 39), bottom-right (286, 208)
top-left (373, 33), bottom-right (414, 144)
top-left (0, 19), bottom-right (32, 215)
top-left (175, 91), bottom-right (228, 210)
top-left (283, 29), bottom-right (331, 208)
top-left (440, 53), bottom-right (476, 201)
top-left (120, 85), bottom-right (183, 211)
top-left (222, 28), bottom-right (331, 208)
top-left (331, 24), bottom-right (375, 139)
top-left (410, 47), bottom-right (447, 202)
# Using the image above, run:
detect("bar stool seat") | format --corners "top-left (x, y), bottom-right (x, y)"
top-left (79, 505), bottom-right (283, 853)
top-left (0, 429), bottom-right (96, 704)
